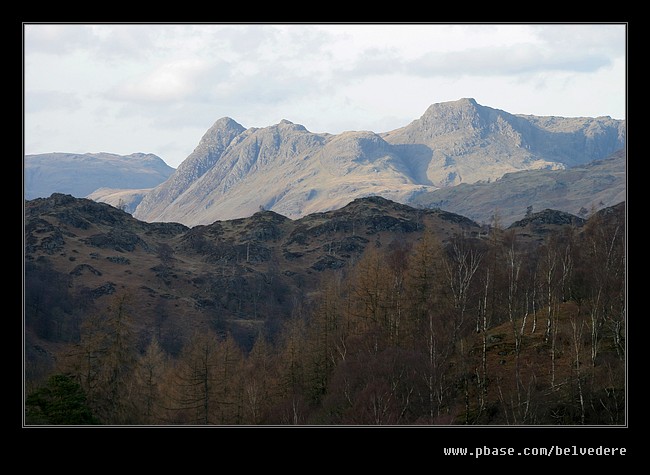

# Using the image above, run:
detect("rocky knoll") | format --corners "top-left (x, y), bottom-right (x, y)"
top-left (133, 98), bottom-right (625, 227)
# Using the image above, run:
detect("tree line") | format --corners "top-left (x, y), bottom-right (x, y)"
top-left (25, 208), bottom-right (625, 425)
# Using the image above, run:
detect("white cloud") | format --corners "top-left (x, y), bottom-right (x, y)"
top-left (110, 58), bottom-right (214, 103)
top-left (25, 91), bottom-right (82, 113)
top-left (23, 24), bottom-right (96, 55)
top-left (338, 24), bottom-right (621, 79)
top-left (23, 23), bottom-right (626, 168)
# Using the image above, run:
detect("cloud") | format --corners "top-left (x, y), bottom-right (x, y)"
top-left (109, 58), bottom-right (217, 103)
top-left (25, 91), bottom-right (82, 113)
top-left (105, 25), bottom-right (338, 110)
top-left (88, 24), bottom-right (162, 61)
top-left (23, 23), bottom-right (626, 168)
top-left (23, 24), bottom-right (96, 55)
top-left (532, 24), bottom-right (626, 58)
top-left (408, 46), bottom-right (612, 77)
top-left (336, 23), bottom-right (623, 80)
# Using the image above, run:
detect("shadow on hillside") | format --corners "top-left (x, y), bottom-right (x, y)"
top-left (390, 143), bottom-right (435, 186)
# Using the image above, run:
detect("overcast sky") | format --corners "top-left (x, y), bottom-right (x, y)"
top-left (24, 23), bottom-right (626, 169)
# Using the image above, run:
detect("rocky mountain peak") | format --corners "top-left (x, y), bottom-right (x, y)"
top-left (417, 97), bottom-right (502, 134)
top-left (132, 117), bottom-right (246, 222)
top-left (198, 117), bottom-right (246, 146)
top-left (276, 119), bottom-right (307, 131)
top-left (213, 116), bottom-right (244, 128)
top-left (424, 97), bottom-right (479, 113)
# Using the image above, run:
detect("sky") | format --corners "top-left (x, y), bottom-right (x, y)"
top-left (23, 23), bottom-right (627, 169)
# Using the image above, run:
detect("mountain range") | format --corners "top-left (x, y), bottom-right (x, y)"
top-left (24, 152), bottom-right (174, 203)
top-left (133, 98), bottom-right (625, 226)
top-left (24, 99), bottom-right (625, 228)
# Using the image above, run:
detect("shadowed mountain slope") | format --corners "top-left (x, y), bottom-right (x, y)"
top-left (411, 148), bottom-right (625, 226)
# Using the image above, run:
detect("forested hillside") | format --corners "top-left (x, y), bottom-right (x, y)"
top-left (24, 196), bottom-right (625, 425)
